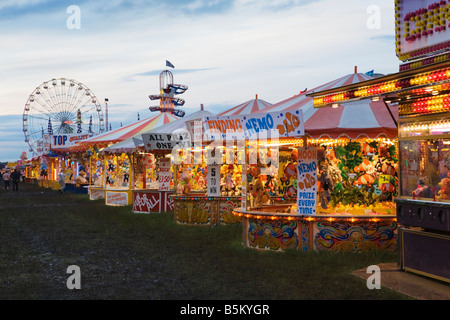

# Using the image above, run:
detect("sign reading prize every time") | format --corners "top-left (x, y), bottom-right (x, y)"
top-left (297, 147), bottom-right (317, 216)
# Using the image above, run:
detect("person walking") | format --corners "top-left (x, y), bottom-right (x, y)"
top-left (58, 170), bottom-right (66, 193)
top-left (3, 170), bottom-right (10, 190)
top-left (11, 168), bottom-right (20, 191)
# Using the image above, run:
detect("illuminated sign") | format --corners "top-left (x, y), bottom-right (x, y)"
top-left (396, 0), bottom-right (450, 61)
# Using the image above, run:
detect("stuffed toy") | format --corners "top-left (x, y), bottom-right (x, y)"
top-left (248, 178), bottom-right (270, 207)
top-left (437, 177), bottom-right (450, 200)
top-left (75, 171), bottom-right (88, 187)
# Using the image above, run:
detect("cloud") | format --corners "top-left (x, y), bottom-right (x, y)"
top-left (0, 0), bottom-right (400, 162)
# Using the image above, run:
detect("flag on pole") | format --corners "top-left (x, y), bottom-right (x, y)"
top-left (166, 60), bottom-right (175, 68)
top-left (365, 69), bottom-right (374, 77)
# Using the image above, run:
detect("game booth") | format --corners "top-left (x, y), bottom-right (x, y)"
top-left (164, 97), bottom-right (273, 226)
top-left (307, 0), bottom-right (450, 282)
top-left (131, 108), bottom-right (213, 214)
top-left (70, 113), bottom-right (179, 204)
top-left (230, 72), bottom-right (399, 252)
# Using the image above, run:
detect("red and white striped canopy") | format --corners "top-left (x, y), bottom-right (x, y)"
top-left (261, 73), bottom-right (398, 139)
top-left (70, 112), bottom-right (179, 152)
top-left (218, 95), bottom-right (272, 116)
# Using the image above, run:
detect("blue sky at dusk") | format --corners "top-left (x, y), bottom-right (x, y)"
top-left (0, 0), bottom-right (398, 162)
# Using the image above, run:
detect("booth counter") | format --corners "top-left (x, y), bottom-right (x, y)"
top-left (233, 205), bottom-right (397, 252)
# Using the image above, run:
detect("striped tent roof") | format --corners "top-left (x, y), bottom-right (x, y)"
top-left (260, 73), bottom-right (398, 140)
top-left (218, 95), bottom-right (272, 116)
top-left (70, 112), bottom-right (179, 152)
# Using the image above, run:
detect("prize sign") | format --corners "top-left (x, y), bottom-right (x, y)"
top-left (158, 158), bottom-right (172, 191)
top-left (396, 0), bottom-right (450, 60)
top-left (185, 118), bottom-right (204, 143)
top-left (297, 147), bottom-right (317, 216)
top-left (207, 164), bottom-right (221, 197)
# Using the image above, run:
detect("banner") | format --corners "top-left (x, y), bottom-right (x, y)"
top-left (158, 158), bottom-right (172, 191)
top-left (185, 118), bottom-right (203, 143)
top-left (396, 0), bottom-right (450, 59)
top-left (106, 191), bottom-right (129, 206)
top-left (50, 133), bottom-right (92, 150)
top-left (203, 109), bottom-right (304, 141)
top-left (207, 164), bottom-right (221, 197)
top-left (297, 147), bottom-right (317, 216)
top-left (133, 191), bottom-right (161, 213)
top-left (142, 131), bottom-right (191, 151)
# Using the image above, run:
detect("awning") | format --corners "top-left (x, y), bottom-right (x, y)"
top-left (217, 95), bottom-right (272, 116)
top-left (260, 72), bottom-right (398, 140)
top-left (70, 112), bottom-right (179, 152)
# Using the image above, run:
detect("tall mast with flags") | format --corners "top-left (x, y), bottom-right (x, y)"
top-left (148, 60), bottom-right (187, 117)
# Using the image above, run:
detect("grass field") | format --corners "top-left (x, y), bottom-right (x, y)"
top-left (0, 181), bottom-right (411, 300)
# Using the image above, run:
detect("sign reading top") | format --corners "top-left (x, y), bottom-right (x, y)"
top-left (204, 110), bottom-right (304, 140)
top-left (396, 0), bottom-right (450, 61)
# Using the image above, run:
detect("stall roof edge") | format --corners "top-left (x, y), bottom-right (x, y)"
top-left (306, 60), bottom-right (450, 98)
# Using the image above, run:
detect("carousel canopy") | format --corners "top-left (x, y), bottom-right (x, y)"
top-left (217, 94), bottom-right (272, 116)
top-left (70, 112), bottom-right (179, 152)
top-left (260, 72), bottom-right (398, 140)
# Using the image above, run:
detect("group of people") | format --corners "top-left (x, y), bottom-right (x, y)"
top-left (1, 168), bottom-right (22, 191)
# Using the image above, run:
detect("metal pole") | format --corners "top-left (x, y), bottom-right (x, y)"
top-left (105, 98), bottom-right (109, 132)
top-left (383, 98), bottom-right (398, 128)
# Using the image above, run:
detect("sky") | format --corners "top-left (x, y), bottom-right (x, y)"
top-left (0, 0), bottom-right (399, 162)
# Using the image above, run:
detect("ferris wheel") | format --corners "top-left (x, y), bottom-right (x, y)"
top-left (23, 78), bottom-right (105, 157)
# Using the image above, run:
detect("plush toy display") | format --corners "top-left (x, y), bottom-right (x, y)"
top-left (437, 176), bottom-right (450, 200)
top-left (248, 178), bottom-right (270, 207)
top-left (220, 164), bottom-right (242, 196)
top-left (75, 171), bottom-right (88, 187)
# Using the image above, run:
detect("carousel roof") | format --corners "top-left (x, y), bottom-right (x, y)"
top-left (70, 112), bottom-right (179, 152)
top-left (217, 95), bottom-right (272, 116)
top-left (260, 72), bottom-right (398, 140)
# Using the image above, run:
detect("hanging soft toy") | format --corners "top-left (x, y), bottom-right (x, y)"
top-left (108, 161), bottom-right (115, 172)
top-left (248, 178), bottom-right (270, 207)
top-left (361, 142), bottom-right (377, 155)
top-left (224, 173), bottom-right (234, 189)
top-left (280, 163), bottom-right (297, 182)
top-left (437, 176), bottom-right (450, 199)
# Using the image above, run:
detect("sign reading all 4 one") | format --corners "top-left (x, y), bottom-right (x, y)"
top-left (204, 109), bottom-right (304, 141)
top-left (397, 0), bottom-right (450, 60)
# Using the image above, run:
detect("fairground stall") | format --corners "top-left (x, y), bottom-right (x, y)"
top-left (232, 72), bottom-right (399, 252)
top-left (307, 0), bottom-right (450, 282)
top-left (166, 96), bottom-right (273, 226)
top-left (70, 112), bottom-right (179, 204)
top-left (37, 133), bottom-right (95, 193)
top-left (137, 108), bottom-right (213, 214)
